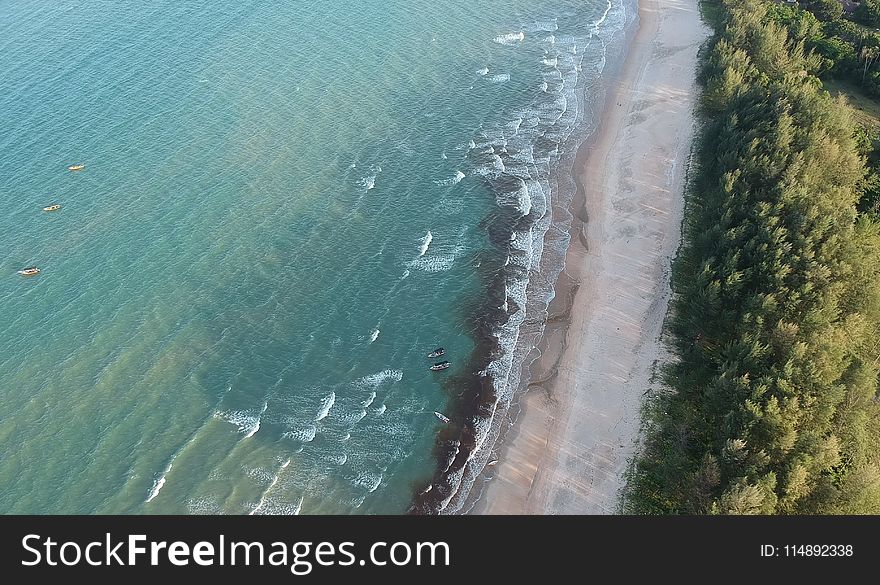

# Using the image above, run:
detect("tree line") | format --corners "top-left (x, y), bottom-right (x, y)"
top-left (624, 0), bottom-right (880, 514)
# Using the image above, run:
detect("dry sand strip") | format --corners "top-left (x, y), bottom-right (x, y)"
top-left (471, 0), bottom-right (710, 515)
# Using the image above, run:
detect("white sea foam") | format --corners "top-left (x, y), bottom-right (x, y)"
top-left (472, 151), bottom-right (506, 177)
top-left (246, 401), bottom-right (269, 438)
top-left (435, 170), bottom-right (466, 186)
top-left (417, 231), bottom-right (433, 257)
top-left (283, 425), bottom-right (317, 443)
top-left (489, 73), bottom-right (511, 84)
top-left (436, 196), bottom-right (465, 215)
top-left (408, 254), bottom-right (456, 273)
top-left (476, 67), bottom-right (489, 76)
top-left (252, 494), bottom-right (303, 516)
top-left (249, 458), bottom-right (291, 515)
top-left (354, 471), bottom-right (383, 493)
top-left (494, 31), bottom-right (525, 45)
top-left (595, 0), bottom-right (614, 30)
top-left (353, 369), bottom-right (403, 391)
top-left (315, 392), bottom-right (336, 421)
top-left (358, 165), bottom-right (381, 191)
top-left (146, 462), bottom-right (172, 503)
top-left (338, 409), bottom-right (368, 426)
top-left (529, 19), bottom-right (559, 32)
top-left (369, 328), bottom-right (380, 343)
top-left (186, 496), bottom-right (221, 515)
top-left (244, 465), bottom-right (274, 484)
top-left (320, 452), bottom-right (348, 466)
top-left (214, 400), bottom-right (267, 439)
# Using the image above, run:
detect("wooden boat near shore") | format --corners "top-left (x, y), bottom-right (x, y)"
top-left (67, 164), bottom-right (84, 171)
top-left (429, 360), bottom-right (450, 371)
top-left (42, 204), bottom-right (61, 212)
top-left (17, 266), bottom-right (40, 276)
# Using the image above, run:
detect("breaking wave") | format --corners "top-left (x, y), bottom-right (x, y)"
top-left (494, 31), bottom-right (525, 45)
top-left (417, 231), bottom-right (433, 257)
top-left (315, 392), bottom-right (336, 421)
top-left (215, 400), bottom-right (268, 439)
top-left (434, 170), bottom-right (466, 186)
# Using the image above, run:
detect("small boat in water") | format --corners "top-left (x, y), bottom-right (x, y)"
top-left (42, 204), bottom-right (61, 212)
top-left (434, 412), bottom-right (450, 423)
top-left (427, 347), bottom-right (445, 358)
top-left (17, 266), bottom-right (40, 276)
top-left (429, 361), bottom-right (451, 371)
top-left (67, 164), bottom-right (84, 171)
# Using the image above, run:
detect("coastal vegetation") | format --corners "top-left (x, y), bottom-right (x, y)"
top-left (764, 0), bottom-right (880, 212)
top-left (625, 0), bottom-right (880, 514)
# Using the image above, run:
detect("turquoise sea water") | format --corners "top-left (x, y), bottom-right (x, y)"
top-left (0, 0), bottom-right (631, 514)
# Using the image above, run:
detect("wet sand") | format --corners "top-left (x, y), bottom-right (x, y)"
top-left (470, 0), bottom-right (709, 514)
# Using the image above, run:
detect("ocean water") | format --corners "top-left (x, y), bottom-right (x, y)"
top-left (0, 0), bottom-right (632, 514)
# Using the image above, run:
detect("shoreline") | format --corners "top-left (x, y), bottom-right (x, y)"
top-left (408, 3), bottom-right (637, 514)
top-left (468, 0), bottom-right (709, 515)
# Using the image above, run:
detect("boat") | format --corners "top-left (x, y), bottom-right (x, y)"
top-left (427, 347), bottom-right (445, 358)
top-left (67, 164), bottom-right (84, 171)
top-left (434, 412), bottom-right (450, 423)
top-left (429, 361), bottom-right (451, 371)
top-left (17, 266), bottom-right (40, 276)
top-left (42, 204), bottom-right (61, 212)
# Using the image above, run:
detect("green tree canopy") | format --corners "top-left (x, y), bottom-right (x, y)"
top-left (625, 0), bottom-right (880, 515)
top-left (856, 0), bottom-right (880, 28)
top-left (810, 0), bottom-right (844, 22)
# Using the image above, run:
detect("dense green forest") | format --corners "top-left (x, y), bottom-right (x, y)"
top-left (624, 0), bottom-right (880, 514)
top-left (771, 0), bottom-right (880, 95)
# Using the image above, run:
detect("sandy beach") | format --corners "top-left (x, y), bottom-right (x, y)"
top-left (470, 0), bottom-right (709, 515)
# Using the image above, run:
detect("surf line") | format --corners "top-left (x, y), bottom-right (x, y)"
top-left (249, 458), bottom-right (292, 515)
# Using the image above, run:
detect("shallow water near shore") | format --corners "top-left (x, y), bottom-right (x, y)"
top-left (0, 0), bottom-right (631, 514)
